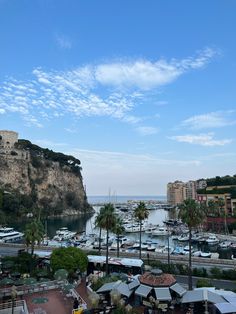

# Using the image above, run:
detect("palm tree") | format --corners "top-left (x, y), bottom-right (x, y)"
top-left (178, 199), bottom-right (206, 290)
top-left (24, 219), bottom-right (44, 256)
top-left (112, 217), bottom-right (125, 257)
top-left (96, 203), bottom-right (117, 275)
top-left (134, 202), bottom-right (149, 259)
top-left (95, 206), bottom-right (107, 253)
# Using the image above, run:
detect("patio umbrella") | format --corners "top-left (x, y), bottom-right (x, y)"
top-left (14, 279), bottom-right (24, 286)
top-left (62, 283), bottom-right (75, 293)
top-left (54, 269), bottom-right (68, 280)
top-left (0, 277), bottom-right (14, 286)
top-left (11, 272), bottom-right (21, 278)
top-left (23, 277), bottom-right (37, 285)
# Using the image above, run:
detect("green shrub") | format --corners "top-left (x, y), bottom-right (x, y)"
top-left (196, 279), bottom-right (213, 288)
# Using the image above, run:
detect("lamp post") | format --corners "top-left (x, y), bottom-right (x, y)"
top-left (11, 285), bottom-right (17, 314)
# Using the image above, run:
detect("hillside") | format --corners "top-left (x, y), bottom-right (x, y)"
top-left (0, 131), bottom-right (93, 219)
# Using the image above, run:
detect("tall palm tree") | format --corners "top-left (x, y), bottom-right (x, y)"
top-left (24, 219), bottom-right (44, 256)
top-left (112, 217), bottom-right (125, 257)
top-left (96, 203), bottom-right (117, 275)
top-left (178, 199), bottom-right (206, 290)
top-left (134, 202), bottom-right (149, 259)
top-left (95, 206), bottom-right (107, 253)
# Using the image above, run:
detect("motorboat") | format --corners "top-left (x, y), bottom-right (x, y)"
top-left (145, 224), bottom-right (159, 234)
top-left (193, 251), bottom-right (211, 258)
top-left (124, 224), bottom-right (140, 233)
top-left (205, 234), bottom-right (219, 245)
top-left (177, 233), bottom-right (189, 242)
top-left (0, 227), bottom-right (24, 243)
top-left (53, 227), bottom-right (77, 241)
top-left (151, 226), bottom-right (169, 236)
top-left (182, 245), bottom-right (194, 255)
top-left (219, 241), bottom-right (232, 249)
top-left (191, 233), bottom-right (204, 243)
top-left (146, 244), bottom-right (156, 252)
top-left (171, 246), bottom-right (184, 255)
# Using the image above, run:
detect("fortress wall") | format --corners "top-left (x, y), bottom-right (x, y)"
top-left (0, 130), bottom-right (18, 149)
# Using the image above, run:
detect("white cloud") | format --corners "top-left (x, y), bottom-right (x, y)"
top-left (136, 126), bottom-right (159, 135)
top-left (0, 47), bottom-right (218, 128)
top-left (182, 111), bottom-right (236, 129)
top-left (0, 108), bottom-right (5, 114)
top-left (95, 47), bottom-right (217, 90)
top-left (169, 133), bottom-right (232, 146)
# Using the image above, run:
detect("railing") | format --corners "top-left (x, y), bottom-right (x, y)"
top-left (0, 299), bottom-right (29, 314)
top-left (0, 279), bottom-right (67, 298)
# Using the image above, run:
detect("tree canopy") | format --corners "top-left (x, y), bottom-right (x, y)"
top-left (50, 247), bottom-right (88, 274)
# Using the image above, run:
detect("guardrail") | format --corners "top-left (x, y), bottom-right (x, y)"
top-left (0, 299), bottom-right (29, 314)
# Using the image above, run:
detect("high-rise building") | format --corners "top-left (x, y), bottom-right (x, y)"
top-left (167, 181), bottom-right (186, 206)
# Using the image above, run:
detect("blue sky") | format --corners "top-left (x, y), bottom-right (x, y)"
top-left (0, 0), bottom-right (236, 195)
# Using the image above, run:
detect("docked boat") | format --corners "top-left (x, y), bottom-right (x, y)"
top-left (219, 241), bottom-right (232, 249)
top-left (182, 245), bottom-right (194, 255)
top-left (0, 227), bottom-right (24, 243)
top-left (53, 227), bottom-right (77, 241)
top-left (205, 234), bottom-right (219, 245)
top-left (191, 233), bottom-right (204, 243)
top-left (193, 251), bottom-right (211, 258)
top-left (145, 224), bottom-right (159, 234)
top-left (151, 226), bottom-right (169, 236)
top-left (124, 224), bottom-right (140, 233)
top-left (177, 233), bottom-right (189, 242)
top-left (171, 246), bottom-right (184, 255)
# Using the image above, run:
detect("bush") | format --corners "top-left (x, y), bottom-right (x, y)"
top-left (196, 279), bottom-right (213, 288)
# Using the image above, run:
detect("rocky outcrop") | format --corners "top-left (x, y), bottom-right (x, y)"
top-left (0, 135), bottom-right (92, 216)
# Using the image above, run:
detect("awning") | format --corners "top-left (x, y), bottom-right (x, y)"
top-left (128, 279), bottom-right (140, 290)
top-left (97, 281), bottom-right (120, 293)
top-left (154, 288), bottom-right (172, 301)
top-left (170, 283), bottom-right (187, 297)
top-left (222, 296), bottom-right (236, 303)
top-left (135, 285), bottom-right (152, 298)
top-left (116, 282), bottom-right (133, 298)
top-left (181, 289), bottom-right (225, 304)
top-left (214, 302), bottom-right (236, 314)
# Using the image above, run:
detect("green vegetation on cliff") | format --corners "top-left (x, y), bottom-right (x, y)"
top-left (16, 139), bottom-right (82, 175)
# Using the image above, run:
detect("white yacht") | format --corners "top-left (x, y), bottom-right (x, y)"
top-left (0, 227), bottom-right (24, 243)
top-left (145, 224), bottom-right (159, 234)
top-left (151, 226), bottom-right (169, 236)
top-left (219, 241), bottom-right (232, 249)
top-left (124, 224), bottom-right (140, 233)
top-left (205, 234), bottom-right (219, 245)
top-left (177, 233), bottom-right (189, 242)
top-left (53, 227), bottom-right (77, 241)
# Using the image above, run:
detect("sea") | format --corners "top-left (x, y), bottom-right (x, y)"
top-left (87, 195), bottom-right (167, 204)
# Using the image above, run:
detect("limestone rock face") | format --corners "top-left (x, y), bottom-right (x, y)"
top-left (0, 136), bottom-right (91, 215)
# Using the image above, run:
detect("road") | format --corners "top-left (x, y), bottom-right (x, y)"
top-left (176, 275), bottom-right (236, 291)
top-left (0, 243), bottom-right (236, 271)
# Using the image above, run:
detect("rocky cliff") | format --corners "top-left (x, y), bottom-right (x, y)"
top-left (0, 138), bottom-right (92, 217)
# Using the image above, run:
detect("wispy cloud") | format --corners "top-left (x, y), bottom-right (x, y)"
top-left (70, 148), bottom-right (201, 167)
top-left (95, 47), bottom-right (217, 90)
top-left (0, 47), bottom-right (218, 129)
top-left (182, 111), bottom-right (236, 129)
top-left (169, 133), bottom-right (232, 146)
top-left (55, 34), bottom-right (72, 49)
top-left (136, 126), bottom-right (159, 135)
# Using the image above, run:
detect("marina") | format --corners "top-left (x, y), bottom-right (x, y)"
top-left (7, 201), bottom-right (236, 261)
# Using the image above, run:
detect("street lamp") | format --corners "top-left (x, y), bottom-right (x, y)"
top-left (11, 285), bottom-right (17, 314)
